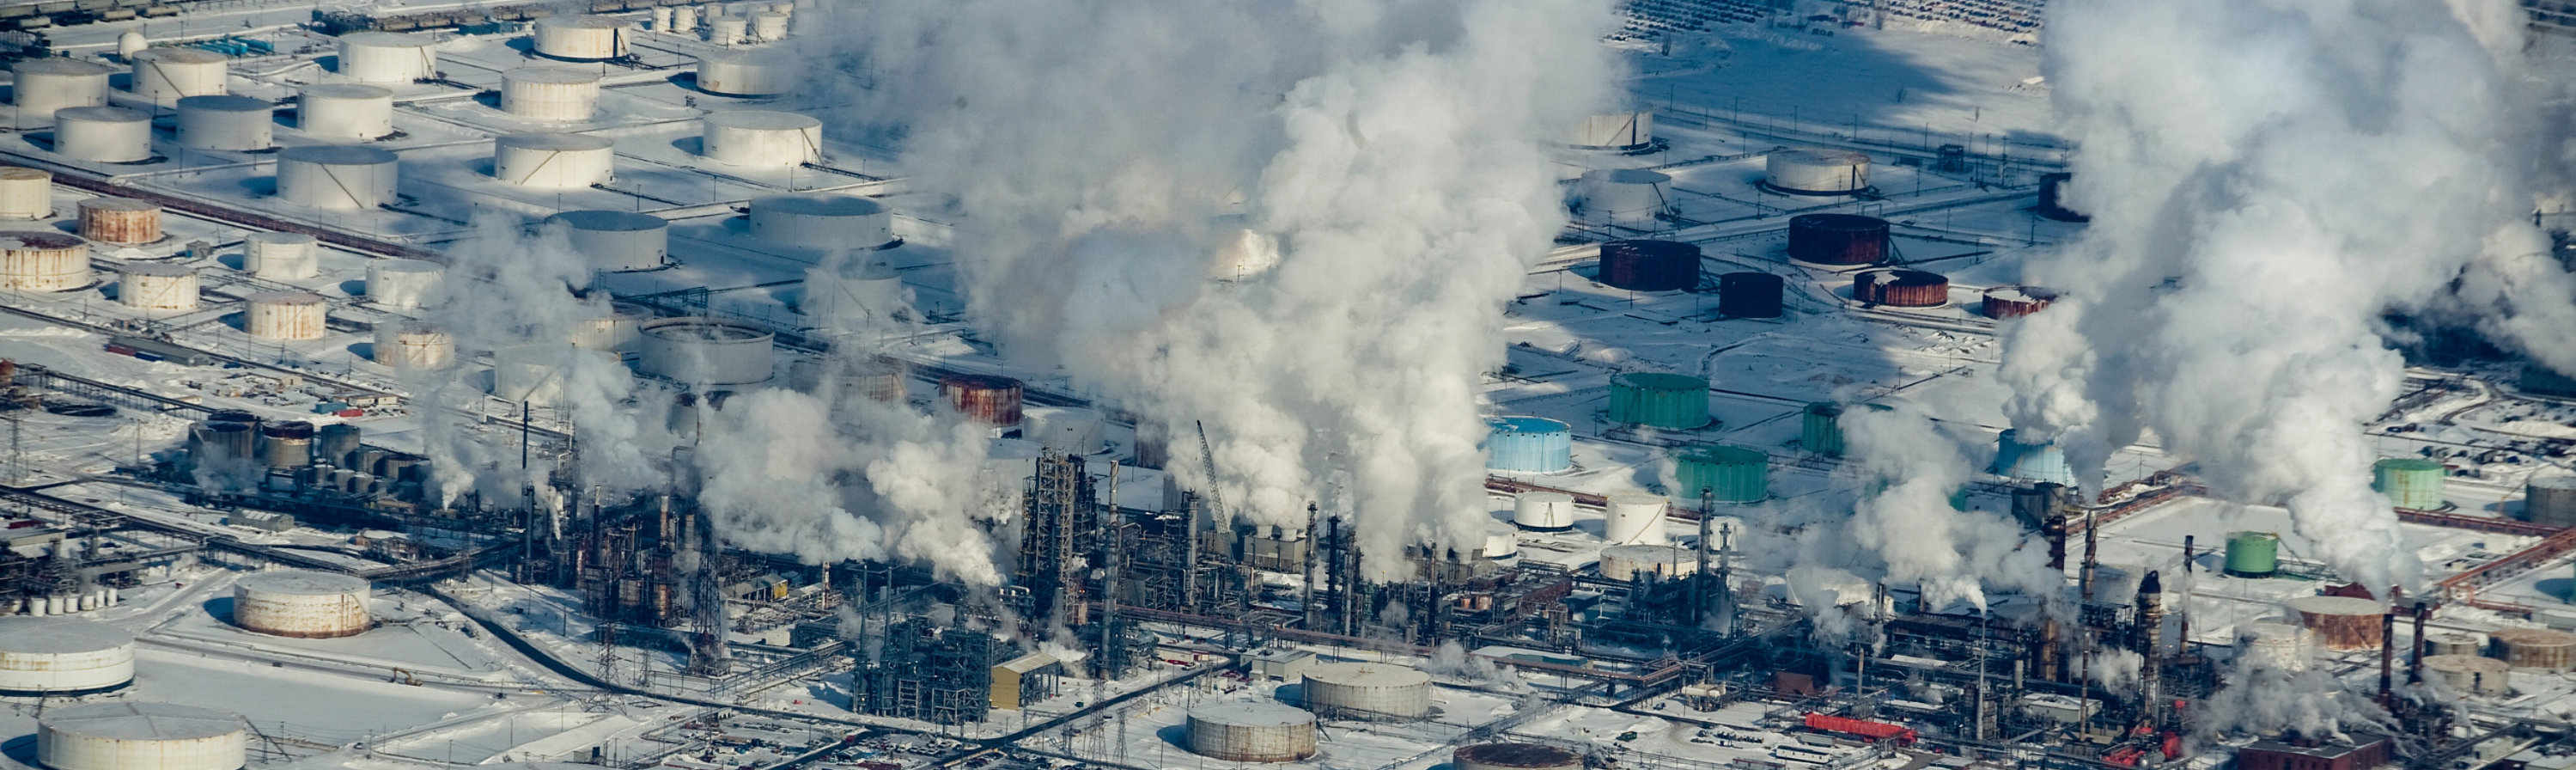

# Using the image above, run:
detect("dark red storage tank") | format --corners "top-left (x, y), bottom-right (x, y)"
top-left (1853, 268), bottom-right (1949, 307)
top-left (1787, 213), bottom-right (1889, 266)
top-left (1982, 285), bottom-right (2058, 319)
top-left (1717, 272), bottom-right (1783, 318)
top-left (2037, 172), bottom-right (2089, 222)
top-left (1597, 240), bottom-right (1700, 292)
top-left (940, 374), bottom-right (1024, 426)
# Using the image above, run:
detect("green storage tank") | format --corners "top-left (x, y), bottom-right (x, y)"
top-left (1801, 402), bottom-right (1843, 456)
top-left (2223, 531), bottom-right (2278, 578)
top-left (1674, 445), bottom-right (1767, 504)
top-left (1610, 372), bottom-right (1711, 430)
top-left (2372, 457), bottom-right (2447, 510)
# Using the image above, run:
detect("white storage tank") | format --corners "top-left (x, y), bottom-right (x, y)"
top-left (703, 110), bottom-right (820, 167)
top-left (13, 58), bottom-right (113, 123)
top-left (494, 344), bottom-right (619, 405)
top-left (694, 49), bottom-right (791, 96)
top-left (1512, 491), bottom-right (1574, 531)
top-left (299, 83), bottom-right (394, 140)
top-left (570, 302), bottom-right (650, 351)
top-left (800, 259), bottom-right (907, 330)
top-left (545, 210), bottom-right (667, 272)
top-left (277, 145), bottom-right (399, 210)
top-left (1599, 543), bottom-right (1696, 582)
top-left (0, 231), bottom-right (90, 291)
top-left (2238, 622), bottom-right (2314, 671)
top-left (640, 316), bottom-right (775, 386)
top-left (38, 702), bottom-right (246, 770)
top-left (1564, 110), bottom-right (1653, 150)
top-left (708, 17), bottom-right (749, 46)
top-left (1574, 168), bottom-right (1669, 227)
top-left (243, 290), bottom-right (327, 340)
top-left (117, 262), bottom-right (198, 311)
top-left (374, 321), bottom-right (453, 369)
top-left (1766, 149), bottom-right (1873, 196)
top-left (493, 132), bottom-right (614, 187)
top-left (334, 32), bottom-right (437, 82)
top-left (0, 617), bottom-right (134, 694)
top-left (243, 232), bottom-right (319, 279)
top-left (365, 259), bottom-right (443, 309)
top-left (1603, 492), bottom-right (1666, 546)
top-left (0, 166), bottom-right (51, 219)
top-left (750, 192), bottom-right (893, 252)
top-left (533, 15), bottom-right (631, 61)
top-left (232, 570), bottom-right (369, 638)
top-left (1481, 523), bottom-right (1519, 559)
top-left (749, 12), bottom-right (789, 40)
top-left (1185, 702), bottom-right (1317, 763)
top-left (2424, 654), bottom-right (2511, 696)
top-left (669, 6), bottom-right (698, 33)
top-left (130, 47), bottom-right (229, 103)
top-left (1023, 406), bottom-right (1105, 455)
top-left (1300, 663), bottom-right (1431, 720)
top-left (789, 356), bottom-right (905, 406)
top-left (52, 106), bottom-right (151, 162)
top-left (501, 67), bottom-right (601, 121)
top-left (175, 95), bottom-right (273, 151)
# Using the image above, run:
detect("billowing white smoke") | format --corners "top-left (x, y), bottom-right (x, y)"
top-left (1786, 402), bottom-right (2059, 618)
top-left (808, 0), bottom-right (1623, 577)
top-left (2002, 0), bottom-right (2576, 590)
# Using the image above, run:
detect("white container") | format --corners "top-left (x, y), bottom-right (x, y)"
top-left (116, 262), bottom-right (198, 311)
top-left (1574, 168), bottom-right (1669, 227)
top-left (1512, 491), bottom-right (1574, 531)
top-left (277, 145), bottom-right (399, 210)
top-left (1599, 543), bottom-right (1696, 581)
top-left (670, 6), bottom-right (698, 32)
top-left (569, 302), bottom-right (649, 351)
top-left (365, 259), bottom-right (443, 309)
top-left (0, 167), bottom-right (49, 219)
top-left (501, 67), bottom-right (600, 121)
top-left (493, 131), bottom-right (614, 187)
top-left (244, 232), bottom-right (318, 279)
top-left (1023, 406), bottom-right (1104, 455)
top-left (1185, 702), bottom-right (1317, 763)
top-left (1482, 524), bottom-right (1518, 559)
top-left (129, 47), bottom-right (228, 104)
top-left (2425, 654), bottom-right (2511, 696)
top-left (0, 231), bottom-right (89, 291)
top-left (1604, 492), bottom-right (1666, 546)
top-left (708, 17), bottom-right (749, 45)
top-left (1766, 148), bottom-right (1872, 196)
top-left (12, 58), bottom-right (113, 122)
top-left (492, 344), bottom-right (618, 404)
top-left (545, 210), bottom-right (667, 272)
top-left (232, 570), bottom-right (368, 638)
top-left (703, 110), bottom-right (820, 167)
top-left (0, 617), bottom-right (134, 694)
top-left (299, 83), bottom-right (394, 140)
top-left (639, 316), bottom-right (774, 386)
top-left (1565, 110), bottom-right (1653, 150)
top-left (243, 290), bottom-right (326, 340)
top-left (694, 49), bottom-right (792, 96)
top-left (750, 192), bottom-right (892, 252)
top-left (2240, 622), bottom-right (2314, 671)
top-left (800, 259), bottom-right (906, 331)
top-left (750, 12), bottom-right (789, 40)
top-left (335, 32), bottom-right (437, 82)
top-left (373, 321), bottom-right (453, 369)
top-left (52, 106), bottom-right (151, 162)
top-left (651, 7), bottom-right (673, 31)
top-left (533, 15), bottom-right (631, 61)
top-left (1300, 663), bottom-right (1431, 720)
top-left (175, 95), bottom-right (272, 151)
top-left (38, 702), bottom-right (246, 770)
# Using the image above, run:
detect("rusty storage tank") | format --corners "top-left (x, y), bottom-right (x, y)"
top-left (2426, 632), bottom-right (2484, 657)
top-left (1982, 285), bottom-right (2057, 319)
top-left (2423, 654), bottom-right (2510, 695)
top-left (1300, 663), bottom-right (1432, 719)
top-left (2525, 477), bottom-right (2576, 528)
top-left (1854, 268), bottom-right (1950, 308)
top-left (2037, 172), bottom-right (2089, 222)
top-left (231, 571), bottom-right (368, 638)
top-left (1717, 272), bottom-right (1782, 318)
top-left (244, 290), bottom-right (327, 340)
top-left (941, 374), bottom-right (1023, 426)
top-left (790, 357), bottom-right (906, 406)
top-left (0, 231), bottom-right (92, 291)
top-left (258, 420), bottom-right (314, 469)
top-left (1786, 213), bottom-right (1888, 266)
top-left (76, 197), bottom-right (158, 244)
top-left (2288, 596), bottom-right (2384, 651)
top-left (2493, 627), bottom-right (2576, 671)
top-left (1456, 742), bottom-right (1583, 770)
top-left (1597, 240), bottom-right (1697, 291)
top-left (1185, 702), bottom-right (1316, 763)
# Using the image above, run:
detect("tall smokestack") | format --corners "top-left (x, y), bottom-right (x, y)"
top-left (2409, 600), bottom-right (2431, 685)
top-left (2044, 513), bottom-right (2069, 571)
top-left (2080, 508), bottom-right (2098, 602)
top-left (2378, 608), bottom-right (2396, 706)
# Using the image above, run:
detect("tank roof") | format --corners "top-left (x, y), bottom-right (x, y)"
top-left (2534, 476), bottom-right (2576, 491)
top-left (0, 617), bottom-right (133, 653)
top-left (40, 701), bottom-right (245, 740)
top-left (1775, 148), bottom-right (1870, 164)
top-left (1612, 371), bottom-right (1706, 390)
top-left (1190, 701), bottom-right (1313, 726)
top-left (705, 110), bottom-right (823, 130)
top-left (338, 31), bottom-right (437, 46)
top-left (119, 262), bottom-right (193, 277)
top-left (280, 144), bottom-right (398, 164)
top-left (1681, 445), bottom-right (1766, 464)
top-left (54, 106), bottom-right (149, 123)
top-left (0, 231), bottom-right (88, 249)
top-left (548, 210), bottom-right (667, 231)
top-left (2376, 457), bottom-right (2445, 472)
top-left (506, 67), bottom-right (603, 84)
top-left (301, 83), bottom-right (393, 99)
top-left (498, 132), bottom-right (613, 150)
top-left (1489, 416), bottom-right (1569, 435)
top-left (79, 197), bottom-right (157, 211)
top-left (238, 570), bottom-right (366, 594)
top-left (1303, 662), bottom-right (1430, 687)
top-left (131, 47), bottom-right (229, 64)
top-left (757, 192), bottom-right (886, 217)
top-left (539, 14), bottom-right (632, 28)
top-left (15, 58), bottom-right (114, 76)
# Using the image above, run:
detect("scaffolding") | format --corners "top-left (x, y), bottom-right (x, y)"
top-left (851, 617), bottom-right (998, 725)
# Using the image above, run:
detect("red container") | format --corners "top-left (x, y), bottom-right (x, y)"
top-left (939, 374), bottom-right (1023, 425)
top-left (1803, 713), bottom-right (1916, 744)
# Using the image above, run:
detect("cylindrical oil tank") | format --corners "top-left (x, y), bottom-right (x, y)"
top-left (2526, 477), bottom-right (2576, 528)
top-left (2424, 654), bottom-right (2510, 695)
top-left (2239, 622), bottom-right (2313, 670)
top-left (277, 145), bottom-right (399, 210)
top-left (1024, 406), bottom-right (1105, 454)
top-left (298, 83), bottom-right (394, 140)
top-left (1982, 285), bottom-right (2057, 319)
top-left (801, 260), bottom-right (907, 331)
top-left (244, 232), bottom-right (318, 279)
top-left (1457, 742), bottom-right (1584, 770)
top-left (2373, 457), bottom-right (2447, 510)
top-left (1766, 148), bottom-right (1871, 195)
top-left (1675, 445), bottom-right (1767, 504)
top-left (670, 6), bottom-right (699, 31)
top-left (751, 192), bottom-right (893, 252)
top-left (12, 58), bottom-right (113, 120)
top-left (0, 617), bottom-right (134, 694)
top-left (750, 12), bottom-right (789, 40)
top-left (2037, 172), bottom-right (2089, 222)
top-left (940, 373), bottom-right (1023, 425)
top-left (694, 49), bottom-right (791, 96)
top-left (1300, 663), bottom-right (1431, 720)
top-left (365, 260), bottom-right (443, 309)
top-left (1596, 239), bottom-right (1696, 291)
top-left (2223, 532), bottom-right (2279, 578)
top-left (569, 302), bottom-right (649, 352)
top-left (1801, 402), bottom-right (1843, 456)
top-left (244, 290), bottom-right (327, 340)
top-left (1485, 416), bottom-right (1572, 474)
top-left (533, 15), bottom-right (631, 61)
top-left (0, 231), bottom-right (90, 291)
top-left (373, 321), bottom-right (453, 369)
top-left (259, 420), bottom-right (314, 469)
top-left (315, 423), bottom-right (360, 467)
top-left (1563, 111), bottom-right (1652, 150)
top-left (1717, 272), bottom-right (1783, 318)
top-left (0, 167), bottom-right (52, 219)
top-left (38, 702), bottom-right (246, 770)
top-left (130, 47), bottom-right (229, 103)
top-left (708, 17), bottom-right (750, 46)
top-left (789, 357), bottom-right (906, 405)
top-left (652, 8), bottom-right (674, 30)
top-left (1483, 524), bottom-right (1519, 559)
top-left (493, 132), bottom-right (613, 187)
top-left (191, 421), bottom-right (254, 466)
top-left (1604, 493), bottom-right (1666, 546)
top-left (1599, 543), bottom-right (1696, 581)
top-left (1185, 702), bottom-right (1317, 763)
top-left (2288, 596), bottom-right (2384, 651)
top-left (1787, 213), bottom-right (1889, 265)
top-left (1990, 429), bottom-right (2077, 486)
top-left (1512, 492), bottom-right (1574, 531)
top-left (545, 210), bottom-right (667, 272)
top-left (703, 110), bottom-right (822, 167)
top-left (493, 344), bottom-right (618, 405)
top-left (335, 32), bottom-right (437, 82)
top-left (76, 197), bottom-right (159, 244)
top-left (1854, 268), bottom-right (1950, 307)
top-left (116, 262), bottom-right (197, 311)
top-left (175, 95), bottom-right (271, 151)
top-left (2493, 627), bottom-right (2576, 671)
top-left (52, 106), bottom-right (151, 162)
top-left (1607, 371), bottom-right (1708, 429)
top-left (232, 570), bottom-right (368, 638)
top-left (639, 317), bottom-right (775, 386)
top-left (501, 67), bottom-right (601, 121)
top-left (1574, 168), bottom-right (1669, 226)
top-left (2426, 632), bottom-right (2484, 657)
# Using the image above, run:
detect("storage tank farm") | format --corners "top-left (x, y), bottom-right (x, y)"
top-left (703, 111), bottom-right (825, 167)
top-left (640, 317), bottom-right (776, 386)
top-left (1801, 402), bottom-right (1844, 455)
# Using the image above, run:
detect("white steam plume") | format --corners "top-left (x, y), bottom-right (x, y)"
top-left (1786, 402), bottom-right (2059, 617)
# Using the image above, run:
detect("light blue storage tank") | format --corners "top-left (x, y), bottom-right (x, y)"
top-left (1486, 417), bottom-right (1573, 473)
top-left (1989, 429), bottom-right (2078, 486)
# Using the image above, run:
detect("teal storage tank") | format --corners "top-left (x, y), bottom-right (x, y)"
top-left (2223, 531), bottom-right (2279, 578)
top-left (1674, 445), bottom-right (1767, 504)
top-left (1989, 429), bottom-right (2078, 486)
top-left (1609, 372), bottom-right (1711, 430)
top-left (1485, 417), bottom-right (1573, 474)
top-left (2372, 458), bottom-right (2447, 510)
top-left (1801, 402), bottom-right (1843, 456)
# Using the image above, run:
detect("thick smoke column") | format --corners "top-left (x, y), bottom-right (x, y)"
top-left (811, 0), bottom-right (1622, 575)
top-left (2002, 0), bottom-right (2576, 590)
top-left (1782, 402), bottom-right (2058, 621)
